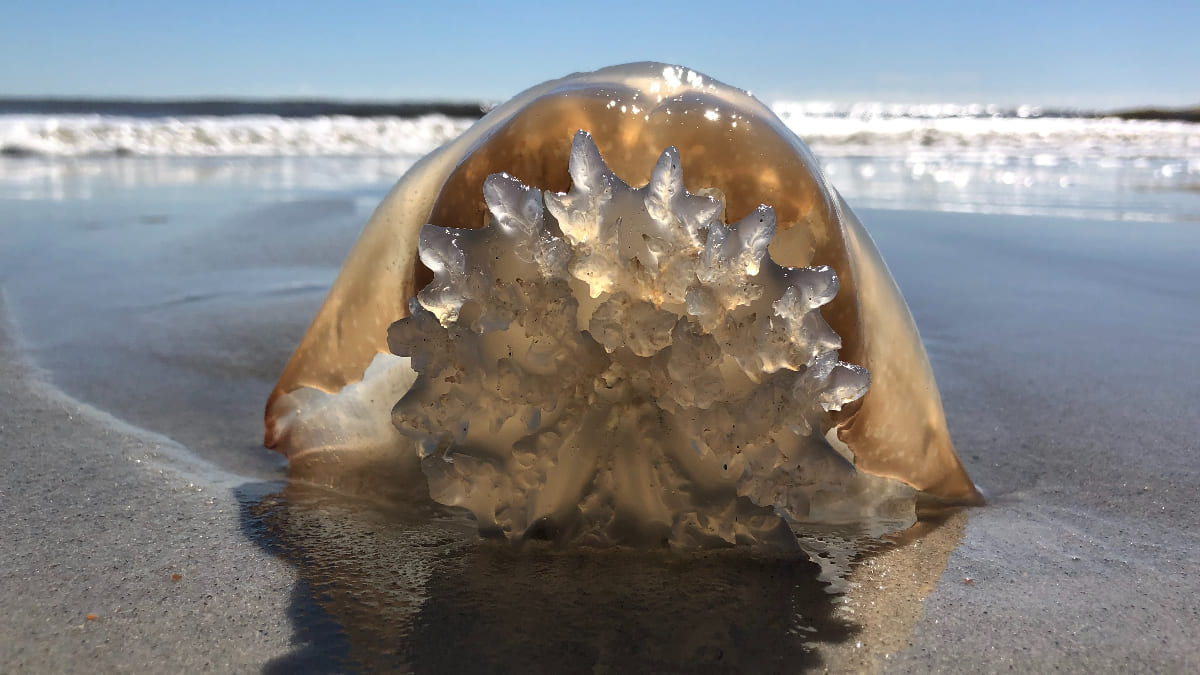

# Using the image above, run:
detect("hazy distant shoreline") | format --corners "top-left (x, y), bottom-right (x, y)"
top-left (1110, 106), bottom-right (1200, 123)
top-left (0, 97), bottom-right (488, 119)
top-left (2, 96), bottom-right (1198, 122)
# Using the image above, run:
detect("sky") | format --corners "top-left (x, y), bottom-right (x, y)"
top-left (1, 0), bottom-right (1197, 109)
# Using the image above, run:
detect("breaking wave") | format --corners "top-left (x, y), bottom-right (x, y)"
top-left (3, 101), bottom-right (1196, 223)
top-left (1, 102), bottom-right (1195, 163)
top-left (0, 113), bottom-right (474, 157)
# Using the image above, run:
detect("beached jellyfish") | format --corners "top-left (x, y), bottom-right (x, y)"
top-left (263, 63), bottom-right (981, 547)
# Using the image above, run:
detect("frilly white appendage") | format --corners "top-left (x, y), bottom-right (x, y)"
top-left (387, 131), bottom-right (910, 547)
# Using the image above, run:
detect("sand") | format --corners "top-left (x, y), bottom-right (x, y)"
top-left (872, 210), bottom-right (1200, 672)
top-left (1, 164), bottom-right (1198, 672)
top-left (0, 295), bottom-right (299, 671)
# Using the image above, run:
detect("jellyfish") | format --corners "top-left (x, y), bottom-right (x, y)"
top-left (263, 63), bottom-right (982, 547)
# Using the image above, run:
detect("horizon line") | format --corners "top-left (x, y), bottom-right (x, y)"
top-left (0, 95), bottom-right (1197, 122)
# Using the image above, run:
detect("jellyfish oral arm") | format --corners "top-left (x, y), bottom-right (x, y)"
top-left (386, 132), bottom-right (927, 544)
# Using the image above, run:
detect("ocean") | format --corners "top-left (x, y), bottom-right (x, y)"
top-left (3, 99), bottom-right (1198, 222)
top-left (1, 98), bottom-right (1198, 671)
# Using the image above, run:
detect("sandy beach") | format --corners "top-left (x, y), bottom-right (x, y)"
top-left (0, 294), bottom-right (300, 670)
top-left (1, 155), bottom-right (1199, 672)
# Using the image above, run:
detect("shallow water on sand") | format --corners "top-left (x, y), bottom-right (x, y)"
top-left (3, 156), bottom-right (1198, 671)
top-left (0, 156), bottom-right (964, 669)
top-left (0, 158), bottom-right (410, 478)
top-left (2, 155), bottom-right (1193, 484)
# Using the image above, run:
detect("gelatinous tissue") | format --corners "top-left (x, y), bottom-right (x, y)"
top-left (264, 63), bottom-right (982, 549)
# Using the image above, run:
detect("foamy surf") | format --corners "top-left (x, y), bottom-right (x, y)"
top-left (0, 113), bottom-right (474, 157)
top-left (3, 107), bottom-right (1196, 161)
top-left (3, 104), bottom-right (1197, 223)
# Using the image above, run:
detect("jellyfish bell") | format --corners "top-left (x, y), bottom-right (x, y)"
top-left (265, 62), bottom-right (982, 544)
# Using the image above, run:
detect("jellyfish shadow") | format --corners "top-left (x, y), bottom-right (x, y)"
top-left (237, 479), bottom-right (887, 673)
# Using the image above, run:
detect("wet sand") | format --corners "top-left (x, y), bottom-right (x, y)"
top-left (0, 296), bottom-right (297, 670)
top-left (1, 164), bottom-right (1198, 672)
top-left (873, 210), bottom-right (1200, 672)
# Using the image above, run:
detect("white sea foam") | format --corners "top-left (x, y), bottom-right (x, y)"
top-left (2, 106), bottom-right (1198, 222)
top-left (0, 113), bottom-right (473, 157)
top-left (772, 101), bottom-right (1199, 161)
top-left (769, 102), bottom-right (1200, 223)
top-left (3, 107), bottom-right (1196, 163)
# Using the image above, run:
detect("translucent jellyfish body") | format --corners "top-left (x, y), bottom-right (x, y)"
top-left (264, 63), bottom-right (982, 547)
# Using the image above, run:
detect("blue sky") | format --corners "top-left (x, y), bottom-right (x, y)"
top-left (1, 0), bottom-right (1197, 108)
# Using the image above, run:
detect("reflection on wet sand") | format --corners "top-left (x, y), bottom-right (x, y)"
top-left (245, 483), bottom-right (966, 673)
